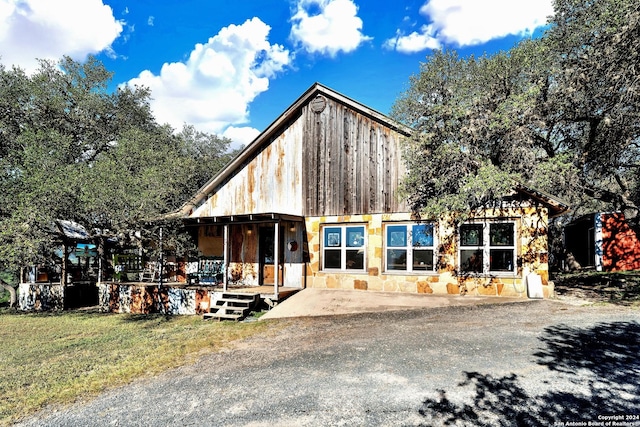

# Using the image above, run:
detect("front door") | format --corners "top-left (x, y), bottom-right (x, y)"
top-left (259, 227), bottom-right (275, 285)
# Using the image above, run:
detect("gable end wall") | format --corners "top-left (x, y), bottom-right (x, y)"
top-left (301, 96), bottom-right (408, 217)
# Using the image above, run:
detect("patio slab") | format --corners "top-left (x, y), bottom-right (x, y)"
top-left (260, 288), bottom-right (528, 319)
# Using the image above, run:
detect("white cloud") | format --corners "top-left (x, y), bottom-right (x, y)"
top-left (290, 0), bottom-right (372, 57)
top-left (386, 0), bottom-right (554, 53)
top-left (126, 17), bottom-right (291, 149)
top-left (0, 0), bottom-right (123, 73)
top-left (222, 126), bottom-right (261, 149)
top-left (383, 25), bottom-right (441, 53)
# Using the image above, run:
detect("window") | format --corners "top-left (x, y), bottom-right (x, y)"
top-left (460, 222), bottom-right (516, 274)
top-left (385, 223), bottom-right (435, 272)
top-left (322, 225), bottom-right (366, 271)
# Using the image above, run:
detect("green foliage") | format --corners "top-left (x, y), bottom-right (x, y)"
top-left (178, 124), bottom-right (240, 191)
top-left (0, 56), bottom-right (235, 276)
top-left (394, 0), bottom-right (640, 225)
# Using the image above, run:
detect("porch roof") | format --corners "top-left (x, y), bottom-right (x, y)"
top-left (55, 219), bottom-right (91, 241)
top-left (183, 212), bottom-right (305, 226)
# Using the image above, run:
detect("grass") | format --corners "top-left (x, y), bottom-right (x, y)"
top-left (2, 272), bottom-right (637, 425)
top-left (553, 270), bottom-right (640, 306)
top-left (0, 309), bottom-right (275, 426)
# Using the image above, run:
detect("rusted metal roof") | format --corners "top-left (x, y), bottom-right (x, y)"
top-left (183, 213), bottom-right (304, 225)
top-left (55, 220), bottom-right (91, 241)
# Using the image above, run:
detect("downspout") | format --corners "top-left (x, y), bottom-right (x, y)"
top-left (159, 227), bottom-right (164, 287)
top-left (61, 242), bottom-right (69, 287)
top-left (96, 236), bottom-right (104, 284)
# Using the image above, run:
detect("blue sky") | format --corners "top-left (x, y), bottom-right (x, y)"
top-left (0, 0), bottom-right (554, 148)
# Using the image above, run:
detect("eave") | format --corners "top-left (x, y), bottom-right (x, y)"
top-left (514, 184), bottom-right (571, 218)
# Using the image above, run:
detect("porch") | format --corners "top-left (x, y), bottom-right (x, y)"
top-left (98, 281), bottom-right (301, 316)
top-left (106, 282), bottom-right (301, 299)
top-left (215, 284), bottom-right (301, 300)
top-left (184, 212), bottom-right (309, 293)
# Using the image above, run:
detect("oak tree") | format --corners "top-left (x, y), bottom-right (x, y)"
top-left (0, 56), bottom-right (235, 285)
top-left (393, 0), bottom-right (640, 230)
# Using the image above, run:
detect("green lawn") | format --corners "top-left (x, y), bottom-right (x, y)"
top-left (0, 310), bottom-right (274, 426)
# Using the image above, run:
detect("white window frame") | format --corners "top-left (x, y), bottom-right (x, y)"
top-left (321, 224), bottom-right (367, 272)
top-left (459, 221), bottom-right (517, 275)
top-left (384, 222), bottom-right (437, 273)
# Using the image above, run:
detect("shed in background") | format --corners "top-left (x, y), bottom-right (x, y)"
top-left (564, 212), bottom-right (640, 271)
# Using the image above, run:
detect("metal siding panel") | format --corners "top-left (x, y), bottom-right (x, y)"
top-left (318, 108), bottom-right (327, 214)
top-left (369, 125), bottom-right (377, 213)
top-left (192, 120), bottom-right (304, 217)
top-left (355, 115), bottom-right (364, 213)
top-left (344, 111), bottom-right (353, 214)
top-left (189, 94), bottom-right (410, 220)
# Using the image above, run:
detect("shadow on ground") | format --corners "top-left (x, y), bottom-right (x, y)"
top-left (416, 321), bottom-right (640, 426)
top-left (553, 271), bottom-right (640, 306)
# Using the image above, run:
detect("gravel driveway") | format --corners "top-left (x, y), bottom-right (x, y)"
top-left (16, 300), bottom-right (640, 426)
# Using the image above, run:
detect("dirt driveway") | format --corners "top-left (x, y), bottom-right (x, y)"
top-left (16, 299), bottom-right (640, 427)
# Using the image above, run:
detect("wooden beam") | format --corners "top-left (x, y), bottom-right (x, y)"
top-left (223, 224), bottom-right (229, 291)
top-left (273, 222), bottom-right (280, 300)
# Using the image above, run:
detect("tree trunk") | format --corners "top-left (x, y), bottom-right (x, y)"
top-left (1, 279), bottom-right (17, 308)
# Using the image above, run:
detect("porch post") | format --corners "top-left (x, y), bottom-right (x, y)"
top-left (96, 237), bottom-right (104, 284)
top-left (223, 223), bottom-right (229, 291)
top-left (61, 242), bottom-right (68, 286)
top-left (273, 221), bottom-right (280, 300)
top-left (159, 227), bottom-right (164, 287)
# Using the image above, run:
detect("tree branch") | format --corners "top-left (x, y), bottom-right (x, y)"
top-left (0, 278), bottom-right (17, 308)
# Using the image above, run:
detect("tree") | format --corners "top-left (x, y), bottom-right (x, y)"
top-left (393, 0), bottom-right (640, 229)
top-left (0, 273), bottom-right (17, 308)
top-left (177, 124), bottom-right (240, 192)
top-left (77, 124), bottom-right (236, 256)
top-left (546, 0), bottom-right (640, 222)
top-left (0, 57), bottom-right (235, 282)
top-left (0, 57), bottom-right (158, 278)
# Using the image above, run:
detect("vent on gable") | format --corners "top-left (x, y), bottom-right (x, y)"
top-left (310, 95), bottom-right (327, 113)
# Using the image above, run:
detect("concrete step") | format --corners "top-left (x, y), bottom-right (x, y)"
top-left (216, 297), bottom-right (255, 305)
top-left (211, 306), bottom-right (249, 315)
top-left (203, 311), bottom-right (243, 321)
top-left (220, 292), bottom-right (259, 301)
top-left (203, 291), bottom-right (259, 321)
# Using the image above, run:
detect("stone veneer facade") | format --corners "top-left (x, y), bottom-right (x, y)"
top-left (304, 206), bottom-right (553, 299)
top-left (97, 283), bottom-right (217, 315)
top-left (18, 283), bottom-right (64, 311)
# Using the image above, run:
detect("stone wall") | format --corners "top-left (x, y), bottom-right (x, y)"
top-left (304, 208), bottom-right (554, 299)
top-left (19, 283), bottom-right (64, 311)
top-left (98, 283), bottom-right (219, 315)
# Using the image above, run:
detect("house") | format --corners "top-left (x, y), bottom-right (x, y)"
top-left (23, 83), bottom-right (569, 315)
top-left (168, 82), bottom-right (568, 305)
top-left (564, 212), bottom-right (640, 271)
